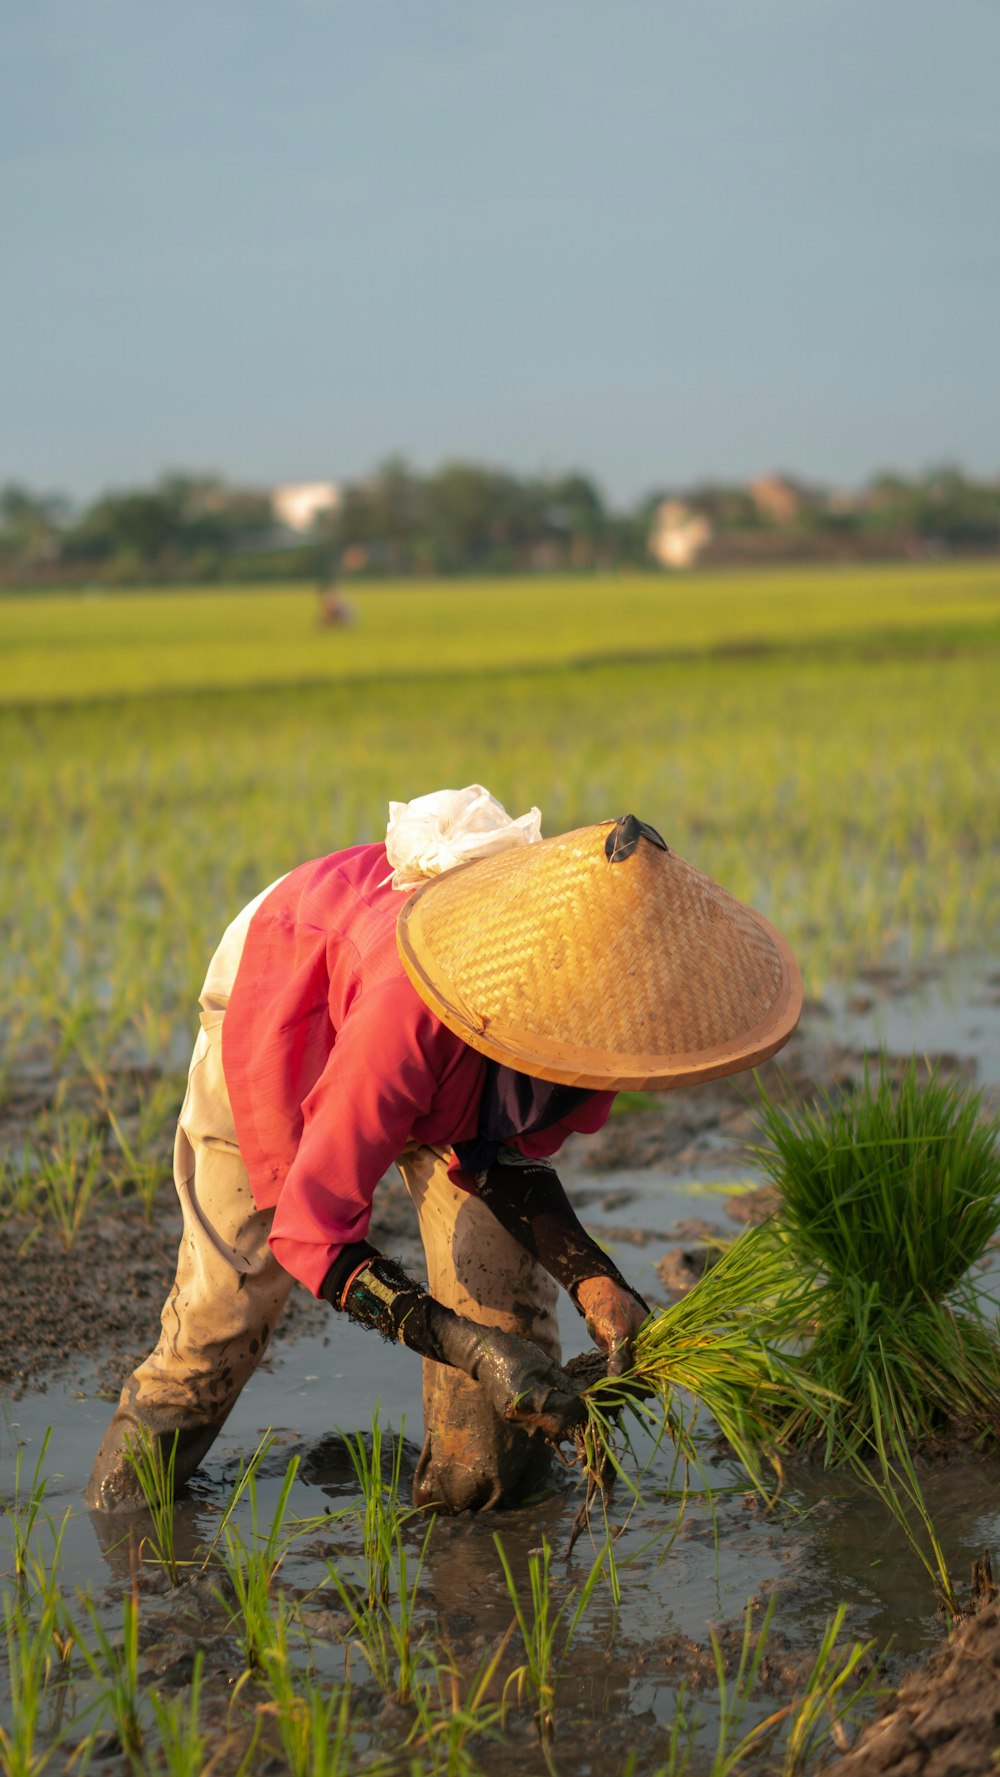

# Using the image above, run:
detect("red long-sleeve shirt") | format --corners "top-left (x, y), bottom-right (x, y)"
top-left (221, 844), bottom-right (614, 1295)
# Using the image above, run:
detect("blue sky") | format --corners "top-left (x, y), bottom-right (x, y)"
top-left (3, 0), bottom-right (998, 505)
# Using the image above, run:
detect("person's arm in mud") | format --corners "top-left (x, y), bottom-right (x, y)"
top-left (318, 1245), bottom-right (583, 1442)
top-left (474, 1157), bottom-right (649, 1378)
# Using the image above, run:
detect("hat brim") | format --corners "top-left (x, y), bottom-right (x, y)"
top-left (396, 823), bottom-right (802, 1091)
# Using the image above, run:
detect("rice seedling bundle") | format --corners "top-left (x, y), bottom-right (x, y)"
top-left (753, 1059), bottom-right (1000, 1461)
top-left (577, 1227), bottom-right (826, 1495)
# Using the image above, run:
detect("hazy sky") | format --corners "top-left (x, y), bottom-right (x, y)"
top-left (4, 0), bottom-right (998, 506)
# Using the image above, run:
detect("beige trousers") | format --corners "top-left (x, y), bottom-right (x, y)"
top-left (85, 1007), bottom-right (559, 1513)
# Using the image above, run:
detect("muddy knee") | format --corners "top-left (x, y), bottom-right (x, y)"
top-left (84, 1381), bottom-right (225, 1513)
top-left (413, 1363), bottom-right (554, 1514)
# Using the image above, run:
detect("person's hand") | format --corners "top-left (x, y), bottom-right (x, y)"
top-left (574, 1276), bottom-right (649, 1377)
top-left (435, 1317), bottom-right (585, 1442)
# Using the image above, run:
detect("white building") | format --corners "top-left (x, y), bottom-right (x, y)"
top-left (648, 499), bottom-right (712, 570)
top-left (271, 481), bottom-right (341, 533)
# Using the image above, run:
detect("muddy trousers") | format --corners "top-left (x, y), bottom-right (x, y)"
top-left (85, 1010), bottom-right (560, 1514)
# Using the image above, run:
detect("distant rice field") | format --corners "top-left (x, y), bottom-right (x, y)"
top-left (1, 563), bottom-right (998, 1085)
top-left (2, 560), bottom-right (999, 703)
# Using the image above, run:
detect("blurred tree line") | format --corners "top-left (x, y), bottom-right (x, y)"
top-left (1, 459), bottom-right (997, 587)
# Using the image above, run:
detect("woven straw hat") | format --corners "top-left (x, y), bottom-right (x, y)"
top-left (396, 815), bottom-right (802, 1090)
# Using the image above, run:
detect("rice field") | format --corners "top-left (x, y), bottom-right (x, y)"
top-left (2, 562), bottom-right (999, 1090)
top-left (3, 561), bottom-right (999, 706)
top-left (3, 562), bottom-right (1000, 1774)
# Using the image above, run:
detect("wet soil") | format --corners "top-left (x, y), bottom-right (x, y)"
top-left (827, 1600), bottom-right (1000, 1776)
top-left (3, 962), bottom-right (1000, 1773)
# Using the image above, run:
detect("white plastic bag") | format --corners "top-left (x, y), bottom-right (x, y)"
top-left (384, 785), bottom-right (542, 891)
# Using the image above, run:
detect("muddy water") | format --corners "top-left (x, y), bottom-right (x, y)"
top-left (7, 1175), bottom-right (1000, 1772)
top-left (3, 963), bottom-right (1000, 1772)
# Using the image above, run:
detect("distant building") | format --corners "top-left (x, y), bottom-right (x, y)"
top-left (749, 475), bottom-right (807, 526)
top-left (648, 499), bottom-right (713, 570)
top-left (272, 481), bottom-right (340, 533)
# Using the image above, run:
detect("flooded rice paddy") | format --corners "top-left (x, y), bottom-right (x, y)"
top-left (3, 963), bottom-right (1000, 1774)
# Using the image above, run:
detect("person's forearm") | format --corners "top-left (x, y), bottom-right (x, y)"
top-left (318, 1247), bottom-right (585, 1437)
top-left (474, 1156), bottom-right (635, 1305)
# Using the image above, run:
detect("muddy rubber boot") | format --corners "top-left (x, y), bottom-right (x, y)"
top-left (83, 1379), bottom-right (224, 1513)
top-left (412, 1359), bottom-right (554, 1513)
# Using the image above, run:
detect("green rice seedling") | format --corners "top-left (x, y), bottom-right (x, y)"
top-left (780, 1604), bottom-right (881, 1774)
top-left (122, 1428), bottom-right (181, 1586)
top-left (146, 1650), bottom-right (210, 1777)
top-left (258, 1625), bottom-right (355, 1777)
top-left (0, 1587), bottom-right (79, 1777)
top-left (1, 1431), bottom-right (55, 1593)
top-left (338, 1406), bottom-right (413, 1609)
top-left (32, 1112), bottom-right (107, 1249)
top-left (104, 1088), bottom-right (173, 1223)
top-left (6, 1520), bottom-right (76, 1702)
top-left (0, 1152), bottom-right (36, 1229)
top-left (407, 1628), bottom-right (513, 1776)
top-left (326, 1514), bottom-right (435, 1707)
top-left (270, 1682), bottom-right (354, 1777)
top-left (75, 1585), bottom-right (144, 1769)
top-left (214, 1461), bottom-right (300, 1673)
top-left (862, 1369), bottom-right (960, 1618)
top-left (753, 1058), bottom-right (1000, 1460)
top-left (212, 1456), bottom-right (331, 1676)
top-left (0, 1505), bottom-right (79, 1775)
top-left (705, 1597), bottom-right (781, 1775)
top-left (494, 1532), bottom-right (606, 1764)
top-left (577, 1227), bottom-right (827, 1508)
top-left (197, 1429), bottom-right (275, 1571)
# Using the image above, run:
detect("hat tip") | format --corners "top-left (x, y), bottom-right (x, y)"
top-left (604, 814), bottom-right (669, 863)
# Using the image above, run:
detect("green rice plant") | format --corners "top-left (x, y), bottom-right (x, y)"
top-left (0, 1511), bottom-right (79, 1777)
top-left (4, 601), bottom-right (1000, 1101)
top-left (577, 1227), bottom-right (828, 1505)
top-left (862, 1369), bottom-right (960, 1618)
top-left (75, 1585), bottom-right (144, 1769)
top-left (214, 1460), bottom-right (300, 1673)
top-left (122, 1428), bottom-right (181, 1586)
top-left (0, 1152), bottom-right (36, 1229)
top-left (258, 1616), bottom-right (355, 1777)
top-left (338, 1407), bottom-right (413, 1609)
top-left (494, 1533), bottom-right (606, 1765)
top-left (267, 1681), bottom-right (354, 1777)
top-left (325, 1515), bottom-right (434, 1707)
top-left (406, 1629), bottom-right (513, 1776)
top-left (0, 1590), bottom-right (78, 1777)
top-left (705, 1598), bottom-right (781, 1775)
top-left (211, 1455), bottom-right (332, 1677)
top-left (104, 1085), bottom-right (173, 1223)
top-left (779, 1604), bottom-right (881, 1774)
top-left (146, 1650), bottom-right (210, 1777)
top-left (197, 1429), bottom-right (275, 1571)
top-left (31, 1112), bottom-right (107, 1249)
top-left (1, 1432), bottom-right (56, 1593)
top-left (687, 1597), bottom-right (882, 1777)
top-left (753, 1058), bottom-right (1000, 1460)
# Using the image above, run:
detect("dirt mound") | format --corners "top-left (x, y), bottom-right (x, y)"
top-left (828, 1603), bottom-right (1000, 1776)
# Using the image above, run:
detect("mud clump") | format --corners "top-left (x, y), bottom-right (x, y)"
top-left (827, 1602), bottom-right (1000, 1776)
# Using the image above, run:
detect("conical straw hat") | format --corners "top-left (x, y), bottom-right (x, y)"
top-left (396, 815), bottom-right (802, 1090)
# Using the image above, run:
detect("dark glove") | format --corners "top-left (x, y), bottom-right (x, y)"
top-left (573, 1275), bottom-right (649, 1378)
top-left (320, 1250), bottom-right (584, 1442)
top-left (427, 1313), bottom-right (585, 1440)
